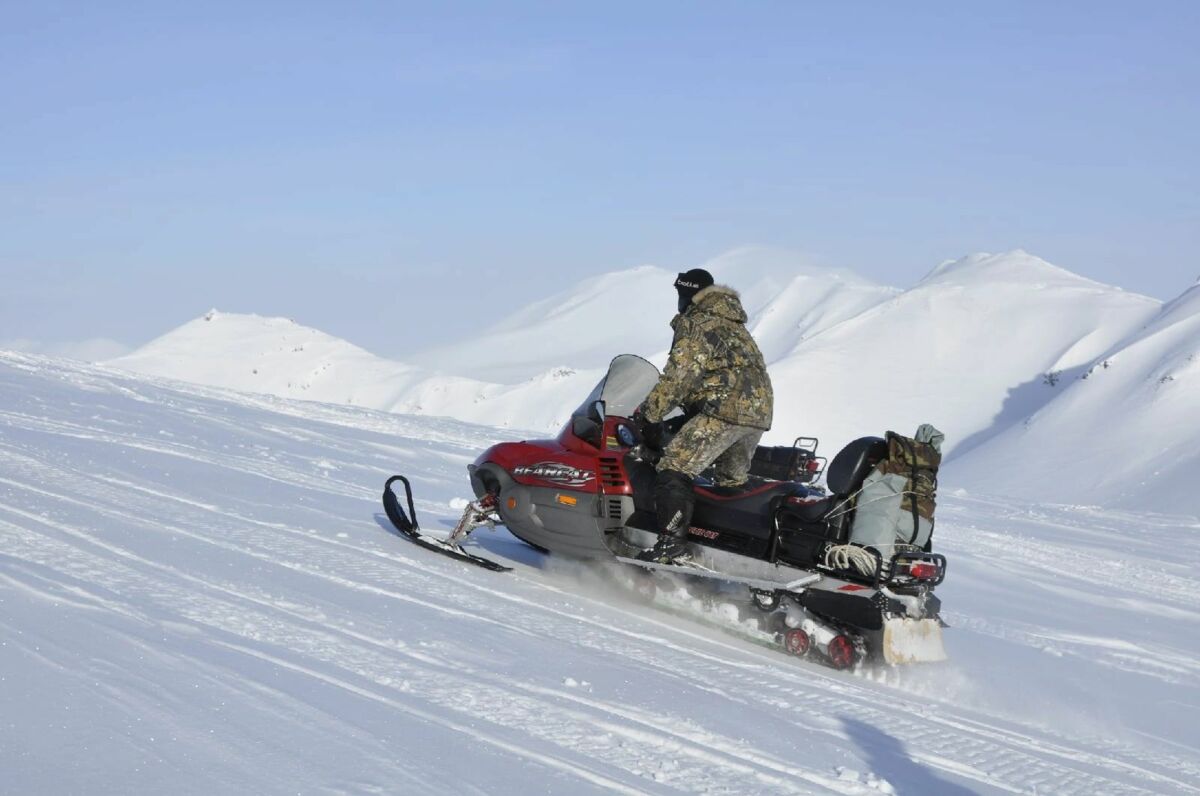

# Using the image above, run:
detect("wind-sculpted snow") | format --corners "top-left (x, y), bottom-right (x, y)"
top-left (2, 352), bottom-right (1199, 794)
top-left (103, 250), bottom-right (900, 432)
top-left (769, 250), bottom-right (1159, 461)
top-left (413, 249), bottom-right (899, 380)
top-left (953, 283), bottom-right (1200, 514)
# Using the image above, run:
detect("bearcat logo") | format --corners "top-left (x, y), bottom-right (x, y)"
top-left (513, 462), bottom-right (594, 487)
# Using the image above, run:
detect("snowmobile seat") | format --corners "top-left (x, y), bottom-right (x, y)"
top-left (782, 493), bottom-right (839, 521)
top-left (693, 475), bottom-right (807, 507)
top-left (826, 436), bottom-right (888, 496)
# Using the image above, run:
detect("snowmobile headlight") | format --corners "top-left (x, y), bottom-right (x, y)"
top-left (616, 423), bottom-right (636, 447)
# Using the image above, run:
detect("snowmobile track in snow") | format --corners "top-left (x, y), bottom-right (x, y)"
top-left (3, 353), bottom-right (1199, 795)
top-left (3, 465), bottom-right (1197, 795)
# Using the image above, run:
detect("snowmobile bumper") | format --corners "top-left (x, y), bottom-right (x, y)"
top-left (881, 616), bottom-right (947, 664)
top-left (470, 463), bottom-right (614, 559)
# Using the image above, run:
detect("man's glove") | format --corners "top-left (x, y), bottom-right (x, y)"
top-left (632, 410), bottom-right (665, 450)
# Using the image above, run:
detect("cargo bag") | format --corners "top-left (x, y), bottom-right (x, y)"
top-left (750, 437), bottom-right (820, 482)
top-left (847, 424), bottom-right (943, 557)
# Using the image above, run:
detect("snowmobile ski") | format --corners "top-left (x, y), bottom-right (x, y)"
top-left (382, 475), bottom-right (511, 572)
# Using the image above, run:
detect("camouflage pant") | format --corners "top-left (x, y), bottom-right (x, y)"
top-left (658, 414), bottom-right (764, 485)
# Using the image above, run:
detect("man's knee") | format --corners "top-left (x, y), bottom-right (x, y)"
top-left (711, 429), bottom-right (762, 486)
top-left (660, 417), bottom-right (733, 476)
top-left (658, 441), bottom-right (704, 478)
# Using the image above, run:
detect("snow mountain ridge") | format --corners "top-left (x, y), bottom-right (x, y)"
top-left (412, 246), bottom-right (900, 381)
top-left (100, 248), bottom-right (1198, 512)
top-left (767, 249), bottom-right (1162, 468)
top-left (110, 309), bottom-right (428, 408)
top-left (105, 247), bottom-right (904, 432)
top-left (107, 309), bottom-right (602, 432)
top-left (954, 279), bottom-right (1200, 514)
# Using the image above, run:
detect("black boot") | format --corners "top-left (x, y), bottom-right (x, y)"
top-left (638, 470), bottom-right (695, 564)
top-left (637, 534), bottom-right (691, 564)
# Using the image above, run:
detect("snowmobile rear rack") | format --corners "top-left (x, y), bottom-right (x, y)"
top-left (820, 546), bottom-right (947, 590)
top-left (750, 436), bottom-right (826, 484)
top-left (887, 551), bottom-right (947, 588)
top-left (382, 475), bottom-right (511, 572)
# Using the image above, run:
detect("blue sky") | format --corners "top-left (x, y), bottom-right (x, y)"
top-left (2, 1), bottom-right (1197, 356)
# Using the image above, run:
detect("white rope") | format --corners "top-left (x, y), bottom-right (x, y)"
top-left (822, 489), bottom-right (863, 522)
top-left (822, 477), bottom-right (929, 578)
top-left (824, 544), bottom-right (880, 577)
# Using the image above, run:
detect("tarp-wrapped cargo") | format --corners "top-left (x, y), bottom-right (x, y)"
top-left (847, 424), bottom-right (943, 556)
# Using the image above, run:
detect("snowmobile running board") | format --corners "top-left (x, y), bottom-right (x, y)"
top-left (382, 475), bottom-right (511, 573)
top-left (615, 556), bottom-right (822, 593)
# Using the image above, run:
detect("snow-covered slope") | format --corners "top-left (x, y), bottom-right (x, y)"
top-left (955, 280), bottom-right (1200, 514)
top-left (413, 247), bottom-right (898, 381)
top-left (109, 309), bottom-right (428, 408)
top-left (107, 310), bottom-right (594, 432)
top-left (104, 250), bottom-right (1172, 510)
top-left (103, 249), bottom-right (899, 433)
top-left (3, 351), bottom-right (1199, 794)
top-left (710, 247), bottom-right (901, 363)
top-left (113, 250), bottom-right (1152, 454)
top-left (411, 265), bottom-right (678, 383)
top-left (768, 251), bottom-right (1159, 458)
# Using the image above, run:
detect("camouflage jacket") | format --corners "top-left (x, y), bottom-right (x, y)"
top-left (640, 285), bottom-right (774, 430)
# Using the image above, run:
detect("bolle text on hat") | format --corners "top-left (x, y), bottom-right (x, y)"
top-left (673, 268), bottom-right (715, 312)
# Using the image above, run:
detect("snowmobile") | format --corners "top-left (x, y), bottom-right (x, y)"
top-left (383, 354), bottom-right (947, 668)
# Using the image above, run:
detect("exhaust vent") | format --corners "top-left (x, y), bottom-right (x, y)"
top-left (598, 457), bottom-right (625, 488)
top-left (604, 499), bottom-right (624, 528)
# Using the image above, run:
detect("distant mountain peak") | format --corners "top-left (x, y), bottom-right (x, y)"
top-left (919, 250), bottom-right (1091, 287)
top-left (701, 245), bottom-right (890, 290)
top-left (108, 310), bottom-right (384, 372)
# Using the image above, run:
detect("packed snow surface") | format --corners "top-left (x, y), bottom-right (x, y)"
top-left (3, 352), bottom-right (1198, 794)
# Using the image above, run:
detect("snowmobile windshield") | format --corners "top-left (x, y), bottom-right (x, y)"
top-left (572, 355), bottom-right (660, 420)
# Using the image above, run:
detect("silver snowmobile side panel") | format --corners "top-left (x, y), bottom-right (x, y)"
top-left (470, 462), bottom-right (614, 559)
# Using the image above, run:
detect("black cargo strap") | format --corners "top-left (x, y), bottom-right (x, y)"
top-left (894, 434), bottom-right (922, 546)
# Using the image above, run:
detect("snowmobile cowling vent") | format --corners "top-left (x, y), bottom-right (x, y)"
top-left (826, 437), bottom-right (888, 495)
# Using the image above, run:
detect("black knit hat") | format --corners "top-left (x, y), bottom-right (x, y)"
top-left (674, 268), bottom-right (714, 312)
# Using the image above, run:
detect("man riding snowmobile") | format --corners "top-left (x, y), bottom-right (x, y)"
top-left (634, 268), bottom-right (774, 564)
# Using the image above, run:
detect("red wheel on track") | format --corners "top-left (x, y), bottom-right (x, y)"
top-left (783, 628), bottom-right (811, 656)
top-left (826, 634), bottom-right (856, 669)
